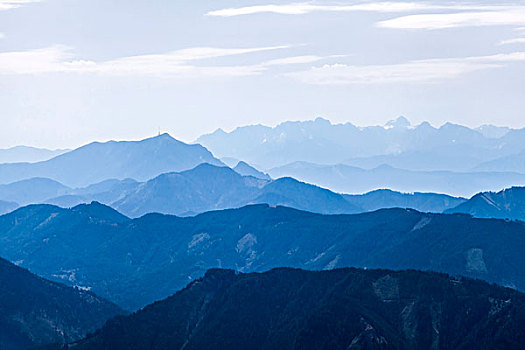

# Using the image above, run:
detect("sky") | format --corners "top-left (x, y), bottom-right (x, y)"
top-left (1, 0), bottom-right (525, 149)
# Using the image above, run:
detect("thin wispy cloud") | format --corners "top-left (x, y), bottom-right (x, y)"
top-left (262, 55), bottom-right (340, 66)
top-left (0, 45), bottom-right (336, 77)
top-left (285, 52), bottom-right (525, 84)
top-left (378, 7), bottom-right (525, 29)
top-left (206, 2), bottom-right (511, 17)
top-left (0, 0), bottom-right (40, 11)
top-left (500, 38), bottom-right (525, 45)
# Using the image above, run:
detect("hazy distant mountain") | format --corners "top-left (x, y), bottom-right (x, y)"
top-left (45, 178), bottom-right (141, 208)
top-left (445, 187), bottom-right (525, 221)
top-left (60, 268), bottom-right (525, 350)
top-left (113, 164), bottom-right (265, 217)
top-left (474, 149), bottom-right (525, 174)
top-left (0, 134), bottom-right (223, 187)
top-left (344, 189), bottom-right (466, 213)
top-left (0, 200), bottom-right (18, 215)
top-left (344, 150), bottom-right (483, 171)
top-left (112, 164), bottom-right (357, 217)
top-left (0, 177), bottom-right (70, 205)
top-left (34, 164), bottom-right (459, 217)
top-left (476, 124), bottom-right (511, 139)
top-left (269, 162), bottom-right (525, 197)
top-left (233, 161), bottom-right (271, 180)
top-left (2, 203), bottom-right (525, 310)
top-left (196, 117), bottom-right (523, 170)
top-left (0, 256), bottom-right (122, 350)
top-left (0, 146), bottom-right (69, 164)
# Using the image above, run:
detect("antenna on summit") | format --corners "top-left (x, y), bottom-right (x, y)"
top-left (158, 126), bottom-right (161, 136)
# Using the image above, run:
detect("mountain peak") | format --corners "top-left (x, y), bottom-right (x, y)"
top-left (385, 116), bottom-right (411, 129)
top-left (233, 161), bottom-right (271, 180)
top-left (72, 201), bottom-right (129, 223)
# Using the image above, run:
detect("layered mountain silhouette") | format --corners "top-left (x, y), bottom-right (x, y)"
top-left (268, 162), bottom-right (525, 197)
top-left (0, 164), bottom-right (462, 218)
top-left (0, 177), bottom-right (70, 205)
top-left (112, 164), bottom-right (359, 217)
top-left (446, 187), bottom-right (525, 221)
top-left (54, 268), bottom-right (525, 350)
top-left (2, 203), bottom-right (525, 310)
top-left (0, 256), bottom-right (122, 350)
top-left (0, 134), bottom-right (223, 187)
top-left (0, 145), bottom-right (69, 164)
top-left (196, 117), bottom-right (525, 171)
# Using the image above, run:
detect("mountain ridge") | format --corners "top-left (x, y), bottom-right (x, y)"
top-left (53, 267), bottom-right (525, 350)
top-left (2, 202), bottom-right (525, 310)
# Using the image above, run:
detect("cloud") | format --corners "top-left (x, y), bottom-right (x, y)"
top-left (378, 7), bottom-right (525, 29)
top-left (0, 33), bottom-right (4, 39)
top-left (0, 45), bottom-right (338, 78)
top-left (262, 55), bottom-right (338, 66)
top-left (0, 0), bottom-right (40, 11)
top-left (500, 38), bottom-right (525, 45)
top-left (285, 52), bottom-right (525, 84)
top-left (206, 2), bottom-right (509, 17)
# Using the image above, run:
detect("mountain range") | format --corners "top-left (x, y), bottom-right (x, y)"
top-left (53, 268), bottom-right (525, 350)
top-left (0, 134), bottom-right (223, 187)
top-left (0, 256), bottom-right (122, 350)
top-left (196, 117), bottom-right (525, 171)
top-left (0, 164), bottom-right (466, 217)
top-left (111, 164), bottom-right (359, 217)
top-left (2, 202), bottom-right (525, 311)
top-left (3, 130), bottom-right (525, 198)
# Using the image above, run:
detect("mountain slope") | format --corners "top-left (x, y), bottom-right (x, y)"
top-left (0, 134), bottom-right (223, 187)
top-left (474, 149), bottom-right (525, 174)
top-left (112, 164), bottom-right (266, 217)
top-left (254, 177), bottom-right (360, 214)
top-left (63, 268), bottom-right (525, 350)
top-left (445, 187), bottom-right (525, 221)
top-left (268, 162), bottom-right (525, 197)
top-left (233, 161), bottom-right (271, 180)
top-left (0, 178), bottom-right (70, 205)
top-left (2, 203), bottom-right (525, 310)
top-left (0, 256), bottom-right (122, 350)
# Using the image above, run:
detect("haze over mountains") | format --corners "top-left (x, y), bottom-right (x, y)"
top-left (2, 124), bottom-right (525, 197)
top-left (0, 146), bottom-right (69, 164)
top-left (268, 162), bottom-right (525, 198)
top-left (1, 120), bottom-right (525, 348)
top-left (56, 268), bottom-right (525, 350)
top-left (0, 163), bottom-right (467, 218)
